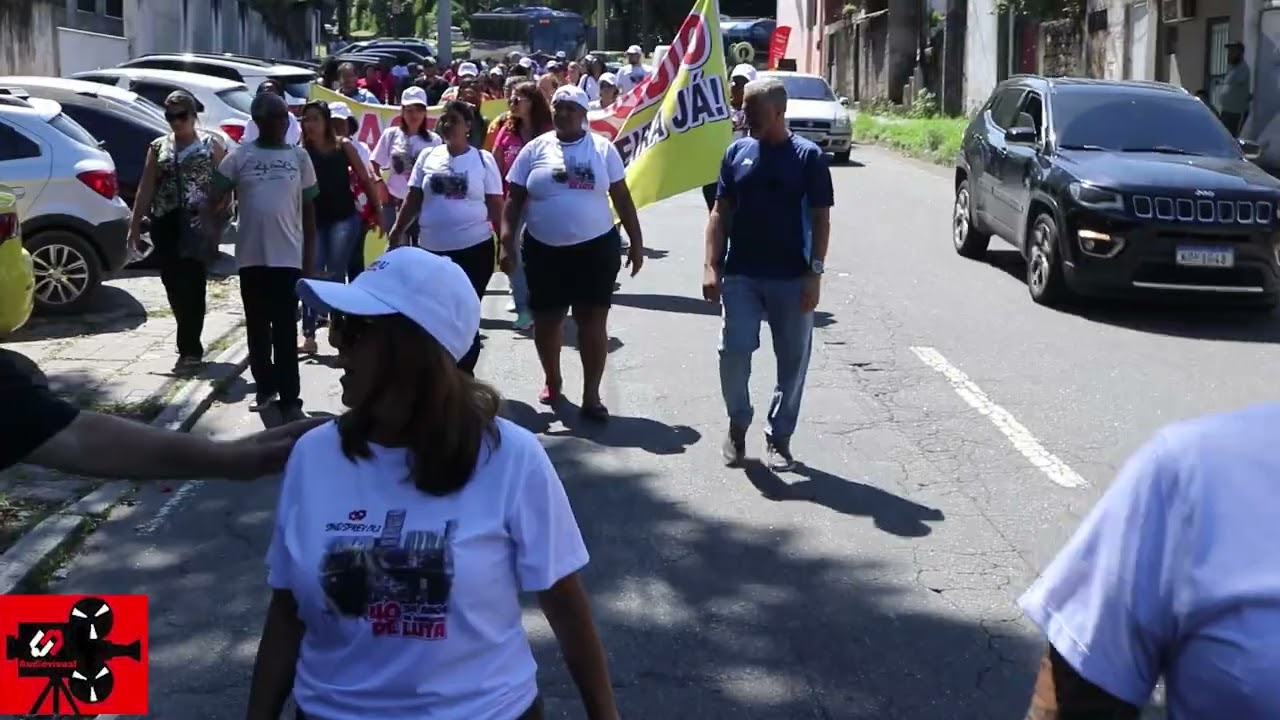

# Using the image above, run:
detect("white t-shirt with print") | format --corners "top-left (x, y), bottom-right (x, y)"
top-left (216, 141), bottom-right (317, 269)
top-left (267, 419), bottom-right (589, 720)
top-left (505, 131), bottom-right (625, 247)
top-left (409, 145), bottom-right (503, 252)
top-left (372, 126), bottom-right (442, 200)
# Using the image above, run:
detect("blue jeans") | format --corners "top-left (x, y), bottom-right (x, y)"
top-left (718, 275), bottom-right (814, 440)
top-left (508, 221), bottom-right (529, 313)
top-left (302, 214), bottom-right (362, 338)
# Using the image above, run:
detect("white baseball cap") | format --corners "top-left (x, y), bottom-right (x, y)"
top-left (489, 66), bottom-right (504, 76)
top-left (400, 86), bottom-right (429, 107)
top-left (457, 62), bottom-right (479, 78)
top-left (555, 51), bottom-right (567, 60)
top-left (328, 101), bottom-right (354, 120)
top-left (551, 83), bottom-right (590, 110)
top-left (626, 44), bottom-right (643, 55)
top-left (297, 247), bottom-right (480, 362)
top-left (518, 56), bottom-right (534, 69)
top-left (731, 63), bottom-right (758, 82)
top-left (598, 72), bottom-right (618, 87)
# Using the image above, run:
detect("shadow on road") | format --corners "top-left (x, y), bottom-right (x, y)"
top-left (982, 248), bottom-right (1280, 342)
top-left (744, 461), bottom-right (944, 538)
top-left (10, 285), bottom-right (147, 341)
top-left (502, 398), bottom-right (702, 455)
top-left (613, 293), bottom-right (719, 316)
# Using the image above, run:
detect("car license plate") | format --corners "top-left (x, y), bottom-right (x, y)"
top-left (1176, 246), bottom-right (1234, 268)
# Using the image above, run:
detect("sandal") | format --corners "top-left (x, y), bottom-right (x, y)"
top-left (538, 383), bottom-right (562, 405)
top-left (580, 402), bottom-right (610, 422)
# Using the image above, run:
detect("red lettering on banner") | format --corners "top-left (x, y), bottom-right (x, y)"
top-left (358, 113), bottom-right (382, 147)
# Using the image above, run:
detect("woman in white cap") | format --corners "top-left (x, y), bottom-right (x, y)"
top-left (702, 63), bottom-right (756, 211)
top-left (371, 86), bottom-right (441, 246)
top-left (386, 101), bottom-right (502, 375)
top-left (329, 102), bottom-right (379, 283)
top-left (500, 84), bottom-right (644, 421)
top-left (587, 73), bottom-right (618, 110)
top-left (248, 246), bottom-right (619, 720)
top-left (578, 55), bottom-right (605, 102)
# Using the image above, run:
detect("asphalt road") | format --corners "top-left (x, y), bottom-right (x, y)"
top-left (50, 143), bottom-right (1266, 718)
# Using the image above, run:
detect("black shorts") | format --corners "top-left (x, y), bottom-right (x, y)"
top-left (522, 227), bottom-right (622, 313)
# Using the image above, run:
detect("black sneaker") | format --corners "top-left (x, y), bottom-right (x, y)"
top-left (722, 425), bottom-right (747, 467)
top-left (766, 435), bottom-right (797, 472)
top-left (278, 401), bottom-right (307, 423)
top-left (250, 391), bottom-right (278, 412)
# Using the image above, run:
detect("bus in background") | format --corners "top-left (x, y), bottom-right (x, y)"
top-left (469, 7), bottom-right (586, 62)
top-left (722, 16), bottom-right (775, 68)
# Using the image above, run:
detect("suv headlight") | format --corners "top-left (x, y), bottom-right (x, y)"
top-left (834, 113), bottom-right (851, 130)
top-left (1068, 182), bottom-right (1124, 211)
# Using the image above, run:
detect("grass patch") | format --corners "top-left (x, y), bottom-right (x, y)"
top-left (205, 324), bottom-right (243, 356)
top-left (0, 493), bottom-right (66, 555)
top-left (853, 113), bottom-right (967, 166)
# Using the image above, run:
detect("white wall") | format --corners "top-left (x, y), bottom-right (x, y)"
top-left (0, 0), bottom-right (59, 76)
top-left (965, 0), bottom-right (999, 112)
top-left (56, 27), bottom-right (130, 75)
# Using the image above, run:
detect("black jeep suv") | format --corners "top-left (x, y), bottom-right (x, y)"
top-left (954, 76), bottom-right (1280, 308)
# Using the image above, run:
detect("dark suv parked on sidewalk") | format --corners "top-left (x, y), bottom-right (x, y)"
top-left (953, 76), bottom-right (1280, 308)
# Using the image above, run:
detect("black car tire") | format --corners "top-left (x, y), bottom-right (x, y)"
top-left (832, 150), bottom-right (852, 164)
top-left (1026, 213), bottom-right (1069, 306)
top-left (952, 179), bottom-right (991, 259)
top-left (26, 230), bottom-right (103, 316)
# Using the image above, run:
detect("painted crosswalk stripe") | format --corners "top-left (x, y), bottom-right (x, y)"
top-left (910, 346), bottom-right (1089, 489)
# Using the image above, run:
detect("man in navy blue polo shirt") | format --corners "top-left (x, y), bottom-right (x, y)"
top-left (702, 77), bottom-right (834, 470)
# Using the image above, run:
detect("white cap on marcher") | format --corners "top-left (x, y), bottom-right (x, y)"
top-left (400, 86), bottom-right (429, 107)
top-left (598, 72), bottom-right (618, 87)
top-left (328, 101), bottom-right (354, 120)
top-left (626, 44), bottom-right (643, 55)
top-left (518, 56), bottom-right (534, 69)
top-left (297, 247), bottom-right (480, 362)
top-left (489, 66), bottom-right (504, 76)
top-left (551, 83), bottom-right (590, 110)
top-left (555, 51), bottom-right (567, 60)
top-left (457, 62), bottom-right (479, 78)
top-left (731, 63), bottom-right (758, 82)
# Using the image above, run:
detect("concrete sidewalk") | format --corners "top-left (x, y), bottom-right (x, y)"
top-left (0, 262), bottom-right (248, 591)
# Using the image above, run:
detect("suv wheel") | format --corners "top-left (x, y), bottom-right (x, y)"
top-left (27, 231), bottom-right (103, 315)
top-left (953, 180), bottom-right (991, 259)
top-left (1027, 213), bottom-right (1069, 306)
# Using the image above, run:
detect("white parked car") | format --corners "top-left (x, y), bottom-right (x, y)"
top-left (0, 75), bottom-right (167, 126)
top-left (758, 71), bottom-right (853, 164)
top-left (0, 95), bottom-right (131, 314)
top-left (71, 68), bottom-right (253, 144)
top-left (116, 53), bottom-right (314, 106)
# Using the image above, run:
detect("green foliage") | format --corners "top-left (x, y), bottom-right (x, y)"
top-left (995, 0), bottom-right (1084, 19)
top-left (907, 87), bottom-right (939, 119)
top-left (852, 113), bottom-right (966, 166)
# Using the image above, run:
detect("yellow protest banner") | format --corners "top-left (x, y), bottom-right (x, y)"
top-left (309, 85), bottom-right (508, 149)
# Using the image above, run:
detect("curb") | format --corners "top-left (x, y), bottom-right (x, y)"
top-left (0, 326), bottom-right (251, 596)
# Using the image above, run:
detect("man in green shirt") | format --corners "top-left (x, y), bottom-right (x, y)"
top-left (1218, 41), bottom-right (1251, 138)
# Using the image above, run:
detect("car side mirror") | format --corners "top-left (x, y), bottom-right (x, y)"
top-left (839, 96), bottom-right (850, 107)
top-left (1240, 139), bottom-right (1262, 161)
top-left (1005, 126), bottom-right (1037, 144)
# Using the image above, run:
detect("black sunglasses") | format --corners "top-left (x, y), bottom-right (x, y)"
top-left (165, 110), bottom-right (191, 122)
top-left (331, 313), bottom-right (374, 348)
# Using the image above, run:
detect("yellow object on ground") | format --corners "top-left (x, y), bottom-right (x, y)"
top-left (0, 184), bottom-right (34, 337)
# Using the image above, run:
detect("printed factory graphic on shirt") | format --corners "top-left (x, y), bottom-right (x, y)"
top-left (561, 160), bottom-right (596, 191)
top-left (319, 510), bottom-right (457, 641)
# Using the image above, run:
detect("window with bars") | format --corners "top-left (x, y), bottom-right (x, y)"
top-left (1205, 17), bottom-right (1230, 101)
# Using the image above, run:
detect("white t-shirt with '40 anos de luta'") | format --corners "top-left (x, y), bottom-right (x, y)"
top-left (506, 130), bottom-right (625, 247)
top-left (409, 145), bottom-right (503, 252)
top-left (266, 419), bottom-right (589, 720)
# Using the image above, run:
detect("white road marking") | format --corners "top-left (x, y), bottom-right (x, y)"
top-left (135, 481), bottom-right (205, 536)
top-left (909, 346), bottom-right (1089, 489)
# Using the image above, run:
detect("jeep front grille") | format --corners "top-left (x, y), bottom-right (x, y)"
top-left (1132, 195), bottom-right (1274, 225)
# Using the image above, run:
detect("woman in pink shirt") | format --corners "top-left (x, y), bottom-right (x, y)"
top-left (492, 82), bottom-right (553, 331)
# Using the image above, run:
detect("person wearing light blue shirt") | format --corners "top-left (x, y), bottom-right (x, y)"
top-left (1018, 402), bottom-right (1280, 717)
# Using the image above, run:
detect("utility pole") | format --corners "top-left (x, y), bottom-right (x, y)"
top-left (596, 0), bottom-right (606, 50)
top-left (437, 0), bottom-right (452, 63)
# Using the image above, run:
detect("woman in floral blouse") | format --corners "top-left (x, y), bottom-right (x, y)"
top-left (127, 91), bottom-right (226, 371)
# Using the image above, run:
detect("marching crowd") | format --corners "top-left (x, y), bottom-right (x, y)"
top-left (14, 33), bottom-right (1278, 720)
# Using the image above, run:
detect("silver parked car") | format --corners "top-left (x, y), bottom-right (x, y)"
top-left (758, 71), bottom-right (853, 164)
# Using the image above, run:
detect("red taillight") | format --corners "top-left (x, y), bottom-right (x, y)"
top-left (221, 123), bottom-right (245, 143)
top-left (77, 170), bottom-right (118, 200)
top-left (0, 212), bottom-right (17, 241)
